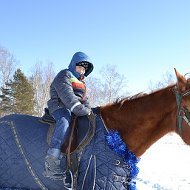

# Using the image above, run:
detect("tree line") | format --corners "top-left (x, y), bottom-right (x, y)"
top-left (0, 46), bottom-right (130, 117)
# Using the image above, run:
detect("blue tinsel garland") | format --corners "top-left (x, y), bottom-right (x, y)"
top-left (105, 131), bottom-right (140, 190)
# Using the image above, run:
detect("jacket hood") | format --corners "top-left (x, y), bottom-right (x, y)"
top-left (68, 52), bottom-right (94, 78)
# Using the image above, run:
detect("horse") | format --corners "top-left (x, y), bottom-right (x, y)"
top-left (0, 68), bottom-right (190, 190)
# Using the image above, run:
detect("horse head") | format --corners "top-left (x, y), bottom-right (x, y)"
top-left (174, 68), bottom-right (190, 144)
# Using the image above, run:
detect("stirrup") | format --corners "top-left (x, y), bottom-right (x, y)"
top-left (63, 169), bottom-right (74, 190)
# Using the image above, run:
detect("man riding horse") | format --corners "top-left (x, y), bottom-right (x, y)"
top-left (43, 52), bottom-right (94, 183)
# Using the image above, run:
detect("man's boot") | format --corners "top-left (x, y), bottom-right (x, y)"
top-left (43, 155), bottom-right (64, 180)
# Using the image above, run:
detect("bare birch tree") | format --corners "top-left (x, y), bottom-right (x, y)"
top-left (86, 64), bottom-right (128, 106)
top-left (148, 71), bottom-right (175, 92)
top-left (85, 76), bottom-right (103, 107)
top-left (100, 64), bottom-right (128, 104)
top-left (30, 61), bottom-right (55, 116)
top-left (0, 46), bottom-right (17, 88)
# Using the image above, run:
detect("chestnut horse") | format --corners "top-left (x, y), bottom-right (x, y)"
top-left (0, 68), bottom-right (190, 190)
top-left (100, 68), bottom-right (190, 157)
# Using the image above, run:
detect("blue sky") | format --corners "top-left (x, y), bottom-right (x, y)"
top-left (0, 0), bottom-right (190, 94)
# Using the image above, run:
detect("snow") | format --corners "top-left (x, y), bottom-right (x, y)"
top-left (136, 133), bottom-right (190, 190)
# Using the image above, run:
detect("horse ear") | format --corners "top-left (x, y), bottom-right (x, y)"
top-left (174, 68), bottom-right (187, 92)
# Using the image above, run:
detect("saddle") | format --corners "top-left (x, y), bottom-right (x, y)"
top-left (40, 109), bottom-right (96, 175)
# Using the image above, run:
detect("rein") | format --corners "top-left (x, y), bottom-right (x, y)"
top-left (65, 111), bottom-right (96, 188)
top-left (173, 88), bottom-right (190, 132)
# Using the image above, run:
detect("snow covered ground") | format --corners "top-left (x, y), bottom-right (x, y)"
top-left (136, 133), bottom-right (190, 190)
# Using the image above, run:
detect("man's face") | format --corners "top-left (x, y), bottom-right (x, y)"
top-left (76, 65), bottom-right (85, 75)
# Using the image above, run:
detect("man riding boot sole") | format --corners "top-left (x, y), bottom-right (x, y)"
top-left (43, 170), bottom-right (64, 180)
top-left (43, 170), bottom-right (73, 189)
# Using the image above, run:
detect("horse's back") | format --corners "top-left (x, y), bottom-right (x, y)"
top-left (0, 113), bottom-right (137, 189)
top-left (0, 114), bottom-right (66, 190)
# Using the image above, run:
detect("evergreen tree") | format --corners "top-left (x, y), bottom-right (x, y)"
top-left (0, 84), bottom-right (13, 116)
top-left (10, 69), bottom-right (35, 115)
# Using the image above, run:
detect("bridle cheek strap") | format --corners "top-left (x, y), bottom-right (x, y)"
top-left (182, 90), bottom-right (190, 127)
top-left (174, 89), bottom-right (190, 132)
top-left (183, 108), bottom-right (190, 126)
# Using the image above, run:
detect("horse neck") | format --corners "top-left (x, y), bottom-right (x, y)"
top-left (100, 86), bottom-right (177, 157)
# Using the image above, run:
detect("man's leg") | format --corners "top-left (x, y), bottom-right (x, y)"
top-left (44, 108), bottom-right (71, 180)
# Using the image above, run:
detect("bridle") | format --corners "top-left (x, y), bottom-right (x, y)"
top-left (173, 87), bottom-right (190, 133)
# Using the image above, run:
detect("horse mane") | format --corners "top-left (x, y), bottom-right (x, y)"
top-left (113, 83), bottom-right (176, 108)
